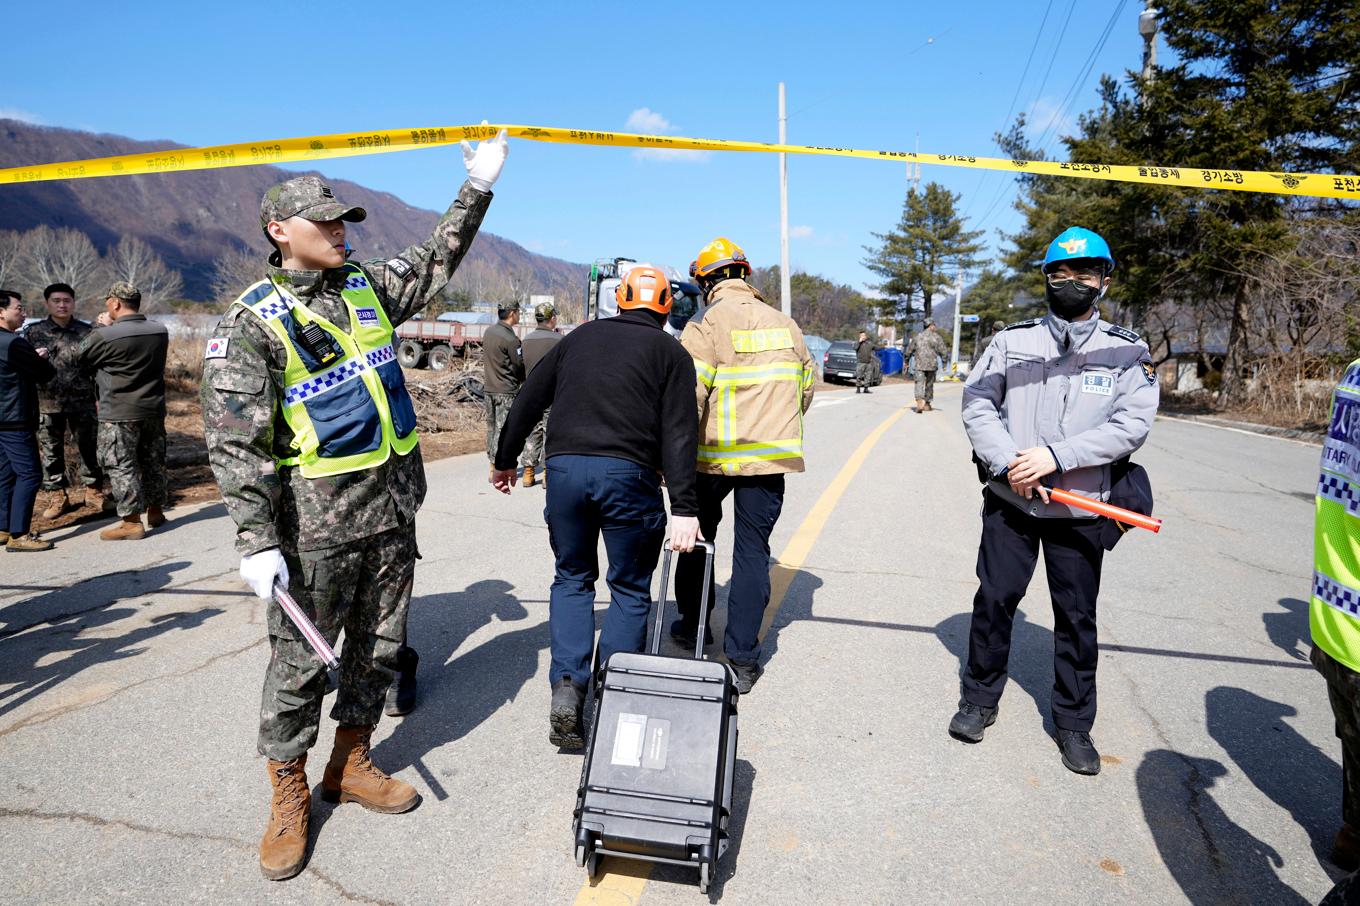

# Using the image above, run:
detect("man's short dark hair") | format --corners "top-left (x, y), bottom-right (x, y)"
top-left (0, 290), bottom-right (21, 309)
top-left (44, 282), bottom-right (75, 300)
top-left (498, 305), bottom-right (517, 320)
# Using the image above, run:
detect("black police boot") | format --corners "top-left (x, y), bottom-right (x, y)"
top-left (669, 618), bottom-right (714, 651)
top-left (1057, 729), bottom-right (1101, 775)
top-left (729, 660), bottom-right (764, 694)
top-left (384, 646), bottom-right (419, 717)
top-left (549, 678), bottom-right (586, 749)
top-left (948, 700), bottom-right (998, 743)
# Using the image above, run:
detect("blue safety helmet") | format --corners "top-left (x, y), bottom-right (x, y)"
top-left (1042, 226), bottom-right (1116, 274)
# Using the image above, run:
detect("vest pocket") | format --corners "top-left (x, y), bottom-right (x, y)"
top-left (303, 378), bottom-right (383, 457)
top-left (376, 360), bottom-right (418, 439)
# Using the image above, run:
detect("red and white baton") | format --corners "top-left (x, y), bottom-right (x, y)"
top-left (273, 580), bottom-right (340, 669)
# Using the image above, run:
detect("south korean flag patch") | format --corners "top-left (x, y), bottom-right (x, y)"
top-left (205, 337), bottom-right (230, 360)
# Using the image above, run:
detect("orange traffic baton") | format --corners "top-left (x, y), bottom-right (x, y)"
top-left (1048, 487), bottom-right (1163, 534)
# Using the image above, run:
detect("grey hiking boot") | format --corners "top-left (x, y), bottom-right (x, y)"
top-left (948, 700), bottom-right (998, 743)
top-left (730, 660), bottom-right (763, 695)
top-left (1057, 729), bottom-right (1101, 775)
top-left (549, 678), bottom-right (586, 749)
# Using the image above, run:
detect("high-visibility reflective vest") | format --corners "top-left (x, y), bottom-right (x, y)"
top-left (232, 265), bottom-right (418, 479)
top-left (1312, 358), bottom-right (1360, 671)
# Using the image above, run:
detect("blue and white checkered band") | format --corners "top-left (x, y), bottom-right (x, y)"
top-left (365, 344), bottom-right (395, 367)
top-left (1316, 570), bottom-right (1360, 616)
top-left (344, 274), bottom-right (369, 291)
top-left (1343, 364), bottom-right (1360, 393)
top-left (1320, 473), bottom-right (1360, 516)
top-left (282, 344), bottom-right (397, 405)
top-left (254, 295), bottom-right (292, 321)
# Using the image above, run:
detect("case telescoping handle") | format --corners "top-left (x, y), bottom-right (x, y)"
top-left (650, 539), bottom-right (716, 659)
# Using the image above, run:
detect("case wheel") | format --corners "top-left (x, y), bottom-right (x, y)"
top-left (698, 862), bottom-right (711, 894)
top-left (586, 852), bottom-right (602, 878)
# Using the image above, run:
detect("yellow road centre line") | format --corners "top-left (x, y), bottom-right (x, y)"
top-left (572, 406), bottom-right (906, 904)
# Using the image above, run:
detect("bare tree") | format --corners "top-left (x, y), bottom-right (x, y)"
top-left (209, 245), bottom-right (267, 310)
top-left (14, 226), bottom-right (106, 298)
top-left (0, 230), bottom-right (22, 293)
top-left (106, 237), bottom-right (183, 313)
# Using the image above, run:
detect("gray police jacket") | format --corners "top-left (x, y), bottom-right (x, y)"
top-left (962, 312), bottom-right (1159, 518)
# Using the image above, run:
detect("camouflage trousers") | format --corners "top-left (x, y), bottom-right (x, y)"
top-left (38, 410), bottom-right (102, 491)
top-left (522, 407), bottom-right (550, 470)
top-left (915, 369), bottom-right (938, 402)
top-left (98, 418), bottom-right (167, 517)
top-left (485, 391), bottom-right (528, 467)
top-left (1314, 644), bottom-right (1360, 828)
top-left (259, 523), bottom-right (416, 760)
top-left (855, 363), bottom-right (873, 389)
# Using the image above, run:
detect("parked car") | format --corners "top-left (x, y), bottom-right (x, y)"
top-left (823, 340), bottom-right (881, 386)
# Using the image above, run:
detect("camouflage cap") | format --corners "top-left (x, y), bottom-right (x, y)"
top-left (534, 301), bottom-right (557, 322)
top-left (106, 281), bottom-right (141, 304)
top-left (259, 176), bottom-right (367, 228)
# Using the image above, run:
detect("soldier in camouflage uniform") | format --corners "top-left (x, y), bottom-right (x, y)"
top-left (77, 282), bottom-right (169, 540)
top-left (22, 283), bottom-right (103, 517)
top-left (907, 322), bottom-right (950, 413)
top-left (482, 304), bottom-right (525, 479)
top-left (200, 130), bottom-right (507, 882)
top-left (518, 301), bottom-right (561, 487)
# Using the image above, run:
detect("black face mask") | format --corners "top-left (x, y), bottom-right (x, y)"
top-left (1045, 280), bottom-right (1101, 320)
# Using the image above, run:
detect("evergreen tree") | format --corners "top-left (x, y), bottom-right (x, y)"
top-left (863, 182), bottom-right (983, 324)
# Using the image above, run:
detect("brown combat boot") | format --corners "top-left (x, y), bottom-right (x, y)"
top-left (1334, 823), bottom-right (1360, 872)
top-left (260, 755), bottom-right (310, 881)
top-left (321, 725), bottom-right (419, 813)
top-left (924, 400), bottom-right (934, 412)
top-left (100, 515), bottom-right (146, 541)
top-left (40, 489), bottom-right (70, 520)
top-left (6, 533), bottom-right (53, 552)
top-left (146, 505), bottom-right (166, 528)
top-left (912, 398), bottom-right (924, 414)
top-left (0, 531), bottom-right (8, 545)
top-left (522, 465), bottom-right (536, 488)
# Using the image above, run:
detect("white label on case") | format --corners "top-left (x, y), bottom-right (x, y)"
top-left (611, 713), bottom-right (647, 767)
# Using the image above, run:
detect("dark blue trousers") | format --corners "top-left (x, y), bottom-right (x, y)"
top-left (543, 454), bottom-right (666, 688)
top-left (676, 472), bottom-right (785, 664)
top-left (962, 489), bottom-right (1105, 732)
top-left (0, 429), bottom-right (42, 536)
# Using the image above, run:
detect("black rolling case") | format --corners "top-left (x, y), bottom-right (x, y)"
top-left (572, 540), bottom-right (738, 894)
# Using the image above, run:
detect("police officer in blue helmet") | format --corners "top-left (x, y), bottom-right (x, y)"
top-left (950, 226), bottom-right (1159, 775)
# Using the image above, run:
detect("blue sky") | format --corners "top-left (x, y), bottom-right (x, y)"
top-left (3, 0), bottom-right (1154, 294)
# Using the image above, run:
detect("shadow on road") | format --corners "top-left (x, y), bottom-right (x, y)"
top-left (0, 560), bottom-right (223, 720)
top-left (1264, 598), bottom-right (1312, 662)
top-left (1206, 685), bottom-right (1343, 878)
top-left (1137, 747), bottom-right (1310, 905)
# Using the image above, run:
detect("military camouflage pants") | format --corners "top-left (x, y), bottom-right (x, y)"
top-left (522, 407), bottom-right (550, 470)
top-left (915, 369), bottom-right (938, 402)
top-left (485, 391), bottom-right (528, 467)
top-left (259, 524), bottom-right (416, 760)
top-left (98, 418), bottom-right (167, 517)
top-left (1314, 645), bottom-right (1360, 828)
top-left (855, 363), bottom-right (873, 389)
top-left (38, 410), bottom-right (102, 491)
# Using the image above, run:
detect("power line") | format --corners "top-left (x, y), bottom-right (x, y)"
top-left (1033, 0), bottom-right (1128, 155)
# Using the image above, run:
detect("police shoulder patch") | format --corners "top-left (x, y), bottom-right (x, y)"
top-left (1000, 318), bottom-right (1043, 332)
top-left (1141, 361), bottom-right (1157, 386)
top-left (1104, 324), bottom-right (1141, 343)
top-left (386, 256), bottom-right (415, 280)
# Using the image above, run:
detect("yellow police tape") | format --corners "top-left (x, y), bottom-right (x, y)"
top-left (1, 122), bottom-right (1357, 200)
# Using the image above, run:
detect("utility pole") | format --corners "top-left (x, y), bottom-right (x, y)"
top-left (949, 262), bottom-right (963, 374)
top-left (1139, 3), bottom-right (1159, 105)
top-left (778, 82), bottom-right (792, 317)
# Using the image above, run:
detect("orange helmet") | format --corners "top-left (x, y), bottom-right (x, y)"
top-left (615, 265), bottom-right (674, 314)
top-left (689, 237), bottom-right (751, 281)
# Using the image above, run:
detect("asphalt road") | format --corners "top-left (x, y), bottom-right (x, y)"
top-left (0, 381), bottom-right (1341, 905)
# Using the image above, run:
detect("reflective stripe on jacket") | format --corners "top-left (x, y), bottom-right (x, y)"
top-left (681, 279), bottom-right (815, 475)
top-left (233, 264), bottom-right (418, 479)
top-left (1312, 359), bottom-right (1360, 672)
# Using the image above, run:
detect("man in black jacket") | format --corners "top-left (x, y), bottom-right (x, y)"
top-left (492, 265), bottom-right (701, 749)
top-left (77, 282), bottom-right (169, 541)
top-left (0, 290), bottom-right (57, 552)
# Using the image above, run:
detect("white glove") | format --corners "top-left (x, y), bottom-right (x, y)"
top-left (461, 120), bottom-right (508, 193)
top-left (240, 548), bottom-right (289, 600)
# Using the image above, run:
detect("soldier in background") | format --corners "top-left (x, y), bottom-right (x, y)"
top-left (907, 322), bottom-right (949, 413)
top-left (77, 282), bottom-right (169, 541)
top-left (483, 303), bottom-right (525, 480)
top-left (975, 319), bottom-right (1005, 362)
top-left (24, 283), bottom-right (104, 519)
top-left (201, 129), bottom-right (506, 882)
top-left (519, 301), bottom-right (561, 487)
top-left (854, 330), bottom-right (877, 394)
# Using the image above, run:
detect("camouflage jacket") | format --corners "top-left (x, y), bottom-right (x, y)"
top-left (908, 330), bottom-right (949, 371)
top-left (22, 316), bottom-right (96, 414)
top-left (201, 182), bottom-right (492, 555)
